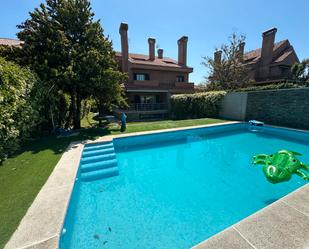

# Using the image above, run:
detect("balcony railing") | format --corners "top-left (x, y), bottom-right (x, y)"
top-left (127, 81), bottom-right (194, 90)
top-left (129, 103), bottom-right (168, 111)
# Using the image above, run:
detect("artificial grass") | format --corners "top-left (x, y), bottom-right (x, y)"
top-left (108, 118), bottom-right (228, 134)
top-left (0, 117), bottom-right (227, 248)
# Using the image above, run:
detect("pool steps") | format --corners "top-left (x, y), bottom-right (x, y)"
top-left (82, 147), bottom-right (115, 157)
top-left (83, 143), bottom-right (113, 151)
top-left (80, 141), bottom-right (119, 181)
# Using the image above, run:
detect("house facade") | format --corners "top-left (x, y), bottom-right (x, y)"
top-left (214, 27), bottom-right (299, 84)
top-left (115, 23), bottom-right (194, 121)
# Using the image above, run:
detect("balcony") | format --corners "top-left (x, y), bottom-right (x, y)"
top-left (129, 103), bottom-right (168, 111)
top-left (133, 80), bottom-right (159, 87)
top-left (174, 82), bottom-right (194, 89)
top-left (113, 103), bottom-right (169, 121)
top-left (125, 81), bottom-right (194, 93)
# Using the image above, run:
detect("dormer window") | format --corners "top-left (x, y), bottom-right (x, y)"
top-left (176, 75), bottom-right (185, 82)
top-left (134, 73), bottom-right (150, 81)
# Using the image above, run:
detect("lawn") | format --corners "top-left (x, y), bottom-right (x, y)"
top-left (0, 116), bottom-right (227, 248)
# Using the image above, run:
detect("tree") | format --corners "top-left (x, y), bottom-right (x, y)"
top-left (291, 59), bottom-right (309, 82)
top-left (0, 57), bottom-right (42, 163)
top-left (17, 0), bottom-right (126, 129)
top-left (202, 33), bottom-right (252, 90)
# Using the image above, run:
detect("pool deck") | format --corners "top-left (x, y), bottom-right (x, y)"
top-left (4, 121), bottom-right (309, 249)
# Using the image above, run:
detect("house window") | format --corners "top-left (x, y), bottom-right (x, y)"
top-left (176, 75), bottom-right (185, 82)
top-left (134, 73), bottom-right (150, 81)
top-left (140, 95), bottom-right (156, 104)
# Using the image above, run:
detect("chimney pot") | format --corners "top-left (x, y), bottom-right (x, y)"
top-left (262, 27), bottom-right (277, 37)
top-left (177, 36), bottom-right (188, 66)
top-left (158, 48), bottom-right (163, 59)
top-left (148, 38), bottom-right (156, 61)
top-left (238, 42), bottom-right (245, 61)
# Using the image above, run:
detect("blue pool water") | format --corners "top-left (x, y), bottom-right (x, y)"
top-left (60, 124), bottom-right (308, 249)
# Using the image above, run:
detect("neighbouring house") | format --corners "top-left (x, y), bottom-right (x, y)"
top-left (115, 23), bottom-right (194, 121)
top-left (214, 27), bottom-right (299, 84)
top-left (0, 38), bottom-right (23, 47)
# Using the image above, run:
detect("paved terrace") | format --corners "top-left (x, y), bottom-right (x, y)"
top-left (4, 122), bottom-right (309, 249)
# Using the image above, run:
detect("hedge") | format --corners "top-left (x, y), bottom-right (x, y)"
top-left (0, 57), bottom-right (41, 163)
top-left (170, 91), bottom-right (226, 119)
top-left (233, 82), bottom-right (309, 92)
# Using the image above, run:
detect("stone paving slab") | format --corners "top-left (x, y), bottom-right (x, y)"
top-left (20, 236), bottom-right (58, 249)
top-left (234, 200), bottom-right (309, 249)
top-left (192, 227), bottom-right (255, 249)
top-left (281, 184), bottom-right (309, 217)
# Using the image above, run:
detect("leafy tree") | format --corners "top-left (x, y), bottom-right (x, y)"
top-left (0, 45), bottom-right (24, 65)
top-left (291, 59), bottom-right (309, 82)
top-left (0, 57), bottom-right (42, 163)
top-left (17, 0), bottom-right (126, 129)
top-left (202, 33), bottom-right (252, 90)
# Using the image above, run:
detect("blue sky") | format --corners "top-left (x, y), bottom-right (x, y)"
top-left (0, 0), bottom-right (308, 83)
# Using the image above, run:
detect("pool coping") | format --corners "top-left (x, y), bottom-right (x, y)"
top-left (4, 121), bottom-right (309, 249)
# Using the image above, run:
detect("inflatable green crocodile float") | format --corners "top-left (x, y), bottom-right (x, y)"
top-left (253, 150), bottom-right (309, 184)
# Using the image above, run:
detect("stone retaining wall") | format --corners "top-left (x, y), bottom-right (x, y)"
top-left (220, 88), bottom-right (309, 130)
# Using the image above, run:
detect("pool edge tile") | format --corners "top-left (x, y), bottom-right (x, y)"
top-left (191, 227), bottom-right (255, 249)
top-left (233, 200), bottom-right (309, 249)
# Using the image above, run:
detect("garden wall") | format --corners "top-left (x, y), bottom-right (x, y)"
top-left (219, 88), bottom-right (309, 130)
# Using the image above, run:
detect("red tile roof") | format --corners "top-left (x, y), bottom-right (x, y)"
top-left (273, 46), bottom-right (294, 63)
top-left (116, 52), bottom-right (192, 69)
top-left (0, 38), bottom-right (23, 47)
top-left (243, 40), bottom-right (291, 64)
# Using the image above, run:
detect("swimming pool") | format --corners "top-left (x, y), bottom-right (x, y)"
top-left (60, 123), bottom-right (308, 249)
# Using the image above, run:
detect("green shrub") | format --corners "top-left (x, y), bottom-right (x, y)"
top-left (171, 91), bottom-right (226, 119)
top-left (0, 57), bottom-right (41, 163)
top-left (233, 82), bottom-right (309, 92)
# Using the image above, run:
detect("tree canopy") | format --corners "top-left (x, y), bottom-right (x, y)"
top-left (291, 59), bottom-right (309, 83)
top-left (17, 0), bottom-right (126, 129)
top-left (202, 33), bottom-right (252, 90)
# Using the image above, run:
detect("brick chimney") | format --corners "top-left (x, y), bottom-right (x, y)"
top-left (214, 50), bottom-right (222, 65)
top-left (238, 42), bottom-right (245, 61)
top-left (177, 36), bottom-right (188, 66)
top-left (157, 48), bottom-right (163, 59)
top-left (148, 38), bottom-right (156, 61)
top-left (259, 27), bottom-right (277, 78)
top-left (119, 23), bottom-right (129, 72)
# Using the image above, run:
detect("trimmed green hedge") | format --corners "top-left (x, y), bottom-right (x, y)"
top-left (171, 91), bottom-right (226, 119)
top-left (232, 82), bottom-right (309, 92)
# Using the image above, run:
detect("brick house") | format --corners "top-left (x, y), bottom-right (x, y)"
top-left (1, 24), bottom-right (194, 121)
top-left (214, 28), bottom-right (299, 84)
top-left (115, 23), bottom-right (194, 120)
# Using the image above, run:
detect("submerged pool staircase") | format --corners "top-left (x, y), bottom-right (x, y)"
top-left (80, 141), bottom-right (119, 182)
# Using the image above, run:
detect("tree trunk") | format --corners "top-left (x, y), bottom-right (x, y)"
top-left (75, 92), bottom-right (81, 129)
top-left (98, 103), bottom-right (106, 117)
top-left (71, 88), bottom-right (81, 130)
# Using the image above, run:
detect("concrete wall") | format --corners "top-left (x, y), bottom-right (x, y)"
top-left (220, 88), bottom-right (309, 130)
top-left (219, 92), bottom-right (248, 121)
